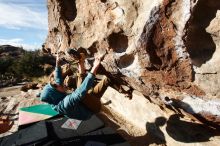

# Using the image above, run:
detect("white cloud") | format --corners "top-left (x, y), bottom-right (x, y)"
top-left (0, 38), bottom-right (41, 50)
top-left (0, 3), bottom-right (48, 30)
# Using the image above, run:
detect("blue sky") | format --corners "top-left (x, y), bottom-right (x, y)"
top-left (0, 0), bottom-right (48, 50)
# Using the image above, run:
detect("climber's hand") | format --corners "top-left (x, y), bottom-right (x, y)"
top-left (90, 54), bottom-right (102, 75)
top-left (94, 54), bottom-right (102, 68)
top-left (56, 53), bottom-right (62, 67)
top-left (79, 53), bottom-right (86, 64)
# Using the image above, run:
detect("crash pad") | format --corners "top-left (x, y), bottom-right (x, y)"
top-left (61, 127), bottom-right (131, 146)
top-left (0, 121), bottom-right (48, 146)
top-left (48, 114), bottom-right (104, 140)
top-left (18, 104), bottom-right (58, 126)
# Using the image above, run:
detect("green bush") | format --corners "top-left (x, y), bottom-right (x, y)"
top-left (11, 51), bottom-right (43, 77)
top-left (1, 50), bottom-right (55, 79)
top-left (0, 56), bottom-right (14, 74)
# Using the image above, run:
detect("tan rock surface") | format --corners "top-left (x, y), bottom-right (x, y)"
top-left (44, 0), bottom-right (220, 144)
top-left (45, 0), bottom-right (220, 125)
top-left (194, 9), bottom-right (220, 98)
top-left (99, 87), bottom-right (220, 146)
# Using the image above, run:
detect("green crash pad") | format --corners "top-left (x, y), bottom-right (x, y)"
top-left (19, 104), bottom-right (58, 126)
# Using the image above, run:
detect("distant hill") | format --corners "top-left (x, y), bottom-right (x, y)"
top-left (0, 45), bottom-right (25, 58)
top-left (0, 45), bottom-right (55, 87)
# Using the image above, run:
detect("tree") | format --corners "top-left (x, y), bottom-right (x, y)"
top-left (0, 56), bottom-right (14, 74)
top-left (11, 51), bottom-right (44, 78)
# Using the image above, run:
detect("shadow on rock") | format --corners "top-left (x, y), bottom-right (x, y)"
top-left (145, 117), bottom-right (167, 146)
top-left (120, 117), bottom-right (167, 146)
top-left (166, 114), bottom-right (220, 143)
top-left (186, 0), bottom-right (220, 67)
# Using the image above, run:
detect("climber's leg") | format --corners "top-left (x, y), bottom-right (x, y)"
top-left (62, 64), bottom-right (74, 79)
top-left (82, 75), bottom-right (110, 113)
top-left (76, 73), bottom-right (86, 88)
top-left (88, 75), bottom-right (110, 97)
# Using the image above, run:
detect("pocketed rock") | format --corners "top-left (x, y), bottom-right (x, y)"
top-left (45, 0), bottom-right (220, 129)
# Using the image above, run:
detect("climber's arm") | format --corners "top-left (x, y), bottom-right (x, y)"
top-left (78, 53), bottom-right (86, 75)
top-left (52, 55), bottom-right (102, 116)
top-left (54, 53), bottom-right (63, 85)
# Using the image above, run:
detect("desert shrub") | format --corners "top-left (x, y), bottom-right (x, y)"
top-left (0, 56), bottom-right (14, 74)
top-left (1, 50), bottom-right (55, 79)
top-left (11, 51), bottom-right (44, 77)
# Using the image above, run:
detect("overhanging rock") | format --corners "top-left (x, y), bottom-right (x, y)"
top-left (45, 0), bottom-right (220, 126)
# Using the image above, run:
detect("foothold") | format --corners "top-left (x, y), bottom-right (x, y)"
top-left (100, 0), bottom-right (107, 3)
top-left (53, 27), bottom-right (59, 33)
top-left (62, 0), bottom-right (77, 21)
top-left (108, 32), bottom-right (128, 53)
top-left (118, 54), bottom-right (134, 69)
top-left (1, 97), bottom-right (7, 100)
top-left (107, 21), bottom-right (114, 29)
top-left (165, 96), bottom-right (171, 102)
top-left (88, 42), bottom-right (99, 57)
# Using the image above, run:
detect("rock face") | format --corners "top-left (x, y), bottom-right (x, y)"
top-left (99, 87), bottom-right (220, 145)
top-left (45, 0), bottom-right (220, 127)
top-left (187, 0), bottom-right (220, 98)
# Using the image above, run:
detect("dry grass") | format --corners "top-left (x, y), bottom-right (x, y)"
top-left (31, 75), bottom-right (50, 85)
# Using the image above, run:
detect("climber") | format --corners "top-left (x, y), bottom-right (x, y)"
top-left (40, 48), bottom-right (109, 119)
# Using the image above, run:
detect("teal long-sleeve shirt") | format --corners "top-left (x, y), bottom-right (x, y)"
top-left (40, 67), bottom-right (95, 119)
top-left (55, 66), bottom-right (63, 85)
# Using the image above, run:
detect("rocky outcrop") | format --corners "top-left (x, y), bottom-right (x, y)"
top-left (45, 0), bottom-right (220, 127)
top-left (0, 45), bottom-right (25, 58)
top-left (186, 0), bottom-right (220, 98)
top-left (99, 87), bottom-right (220, 145)
top-left (0, 86), bottom-right (43, 137)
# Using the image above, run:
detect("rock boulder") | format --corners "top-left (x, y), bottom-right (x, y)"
top-left (45, 0), bottom-right (220, 126)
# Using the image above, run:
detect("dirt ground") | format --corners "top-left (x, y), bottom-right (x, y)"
top-left (1, 85), bottom-right (220, 146)
top-left (0, 85), bottom-right (42, 137)
top-left (0, 85), bottom-right (22, 98)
